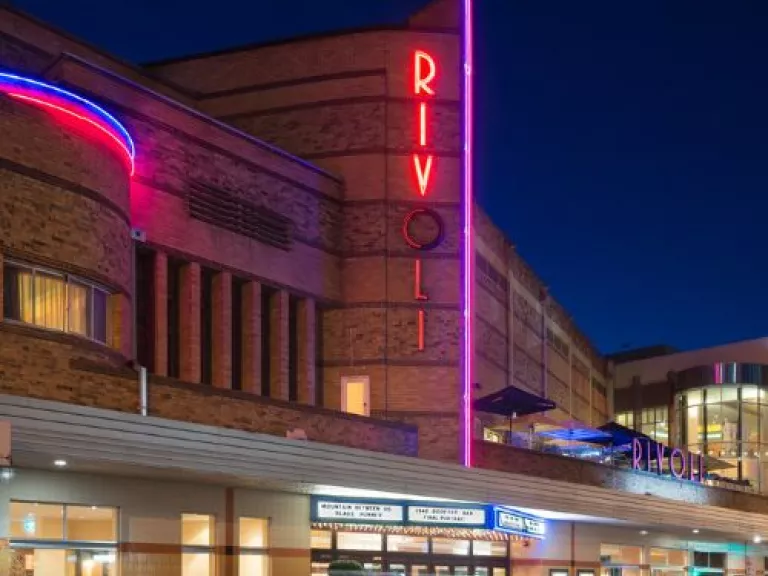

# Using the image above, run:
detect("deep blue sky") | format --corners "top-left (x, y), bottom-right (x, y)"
top-left (15, 0), bottom-right (768, 354)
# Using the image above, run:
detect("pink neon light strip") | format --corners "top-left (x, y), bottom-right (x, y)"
top-left (462, 0), bottom-right (474, 467)
top-left (7, 92), bottom-right (135, 176)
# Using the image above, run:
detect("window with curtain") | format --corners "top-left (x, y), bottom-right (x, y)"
top-left (3, 261), bottom-right (110, 344)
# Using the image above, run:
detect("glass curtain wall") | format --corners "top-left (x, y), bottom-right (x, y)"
top-left (677, 386), bottom-right (768, 492)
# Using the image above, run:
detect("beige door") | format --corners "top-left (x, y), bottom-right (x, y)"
top-left (342, 376), bottom-right (370, 416)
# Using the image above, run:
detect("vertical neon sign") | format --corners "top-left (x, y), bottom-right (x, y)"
top-left (405, 51), bottom-right (439, 354)
top-left (461, 0), bottom-right (475, 467)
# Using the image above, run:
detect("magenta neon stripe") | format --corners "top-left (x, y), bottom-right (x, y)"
top-left (8, 93), bottom-right (135, 176)
top-left (0, 71), bottom-right (135, 176)
top-left (462, 0), bottom-right (474, 467)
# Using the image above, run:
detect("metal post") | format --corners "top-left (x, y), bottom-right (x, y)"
top-left (139, 366), bottom-right (148, 416)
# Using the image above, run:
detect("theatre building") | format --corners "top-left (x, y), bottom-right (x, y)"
top-left (613, 338), bottom-right (768, 494)
top-left (1, 0), bottom-right (768, 575)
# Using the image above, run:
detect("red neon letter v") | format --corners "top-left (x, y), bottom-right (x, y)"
top-left (413, 155), bottom-right (434, 196)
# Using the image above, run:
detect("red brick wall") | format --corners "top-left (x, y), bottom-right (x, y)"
top-left (0, 325), bottom-right (417, 457)
top-left (149, 12), bottom-right (467, 462)
top-left (0, 93), bottom-right (132, 357)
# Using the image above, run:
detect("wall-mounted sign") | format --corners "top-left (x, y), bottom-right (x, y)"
top-left (405, 49), bottom-right (443, 352)
top-left (314, 500), bottom-right (404, 523)
top-left (631, 438), bottom-right (706, 482)
top-left (493, 507), bottom-right (546, 539)
top-left (407, 505), bottom-right (487, 527)
top-left (310, 497), bottom-right (546, 539)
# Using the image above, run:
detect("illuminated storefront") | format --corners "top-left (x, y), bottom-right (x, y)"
top-left (8, 501), bottom-right (118, 576)
top-left (309, 497), bottom-right (544, 576)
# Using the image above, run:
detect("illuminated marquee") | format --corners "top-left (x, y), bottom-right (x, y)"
top-left (403, 49), bottom-right (443, 352)
top-left (631, 438), bottom-right (706, 482)
top-left (0, 71), bottom-right (136, 176)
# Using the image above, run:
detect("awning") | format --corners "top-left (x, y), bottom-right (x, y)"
top-left (537, 426), bottom-right (613, 444)
top-left (597, 421), bottom-right (654, 446)
top-left (473, 385), bottom-right (556, 417)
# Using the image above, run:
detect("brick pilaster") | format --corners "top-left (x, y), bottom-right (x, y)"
top-left (180, 262), bottom-right (201, 383)
top-left (241, 280), bottom-right (262, 394)
top-left (154, 251), bottom-right (168, 376)
top-left (270, 290), bottom-right (289, 400)
top-left (0, 252), bottom-right (4, 321)
top-left (212, 271), bottom-right (232, 389)
top-left (297, 298), bottom-right (316, 405)
top-left (109, 293), bottom-right (132, 358)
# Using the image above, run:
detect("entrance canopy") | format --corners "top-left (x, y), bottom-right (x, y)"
top-left (473, 385), bottom-right (556, 417)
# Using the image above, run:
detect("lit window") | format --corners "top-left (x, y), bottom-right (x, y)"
top-left (336, 532), bottom-right (382, 551)
top-left (388, 534), bottom-right (428, 553)
top-left (239, 517), bottom-right (270, 576)
top-left (473, 540), bottom-right (508, 557)
top-left (66, 506), bottom-right (116, 541)
top-left (310, 529), bottom-right (332, 549)
top-left (182, 514), bottom-right (214, 576)
top-left (9, 502), bottom-right (118, 542)
top-left (432, 538), bottom-right (470, 556)
top-left (3, 262), bottom-right (110, 344)
top-left (10, 502), bottom-right (64, 539)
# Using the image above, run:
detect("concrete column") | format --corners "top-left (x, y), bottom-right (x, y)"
top-left (212, 271), bottom-right (232, 389)
top-left (154, 251), bottom-right (168, 376)
top-left (241, 281), bottom-right (262, 395)
top-left (297, 298), bottom-right (316, 405)
top-left (270, 290), bottom-right (289, 400)
top-left (180, 262), bottom-right (201, 383)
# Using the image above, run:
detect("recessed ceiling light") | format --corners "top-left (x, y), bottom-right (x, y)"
top-left (53, 459), bottom-right (67, 468)
top-left (640, 530), bottom-right (648, 535)
top-left (693, 529), bottom-right (700, 534)
top-left (754, 535), bottom-right (762, 544)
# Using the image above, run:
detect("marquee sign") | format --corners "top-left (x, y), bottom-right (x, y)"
top-left (631, 438), bottom-right (706, 482)
top-left (493, 507), bottom-right (546, 539)
top-left (314, 500), bottom-right (404, 523)
top-left (407, 505), bottom-right (487, 527)
top-left (310, 497), bottom-right (545, 537)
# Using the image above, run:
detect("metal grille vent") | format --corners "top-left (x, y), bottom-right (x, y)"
top-left (187, 183), bottom-right (293, 250)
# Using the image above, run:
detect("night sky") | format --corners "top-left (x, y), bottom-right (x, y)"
top-left (13, 0), bottom-right (768, 354)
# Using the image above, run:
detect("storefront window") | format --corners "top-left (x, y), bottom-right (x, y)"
top-left (8, 501), bottom-right (118, 576)
top-left (182, 514), bottom-right (214, 576)
top-left (336, 532), bottom-right (382, 551)
top-left (640, 407), bottom-right (669, 441)
top-left (432, 538), bottom-right (470, 556)
top-left (239, 517), bottom-right (269, 576)
top-left (601, 544), bottom-right (643, 565)
top-left (65, 506), bottom-right (116, 541)
top-left (473, 541), bottom-right (508, 557)
top-left (616, 412), bottom-right (634, 429)
top-left (678, 385), bottom-right (768, 491)
top-left (388, 534), bottom-right (428, 553)
top-left (311, 530), bottom-right (332, 549)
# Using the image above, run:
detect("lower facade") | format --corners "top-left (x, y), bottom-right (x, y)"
top-left (1, 469), bottom-right (767, 576)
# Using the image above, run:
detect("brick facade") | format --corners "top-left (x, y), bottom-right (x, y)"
top-left (0, 0), bottom-right (609, 470)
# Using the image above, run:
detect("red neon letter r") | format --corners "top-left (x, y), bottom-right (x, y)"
top-left (414, 51), bottom-right (436, 96)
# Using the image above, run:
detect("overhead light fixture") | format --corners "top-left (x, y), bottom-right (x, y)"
top-left (754, 535), bottom-right (762, 544)
top-left (640, 530), bottom-right (648, 536)
top-left (53, 459), bottom-right (67, 468)
top-left (693, 529), bottom-right (700, 534)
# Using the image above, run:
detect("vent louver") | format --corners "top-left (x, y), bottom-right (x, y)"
top-left (187, 183), bottom-right (293, 250)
